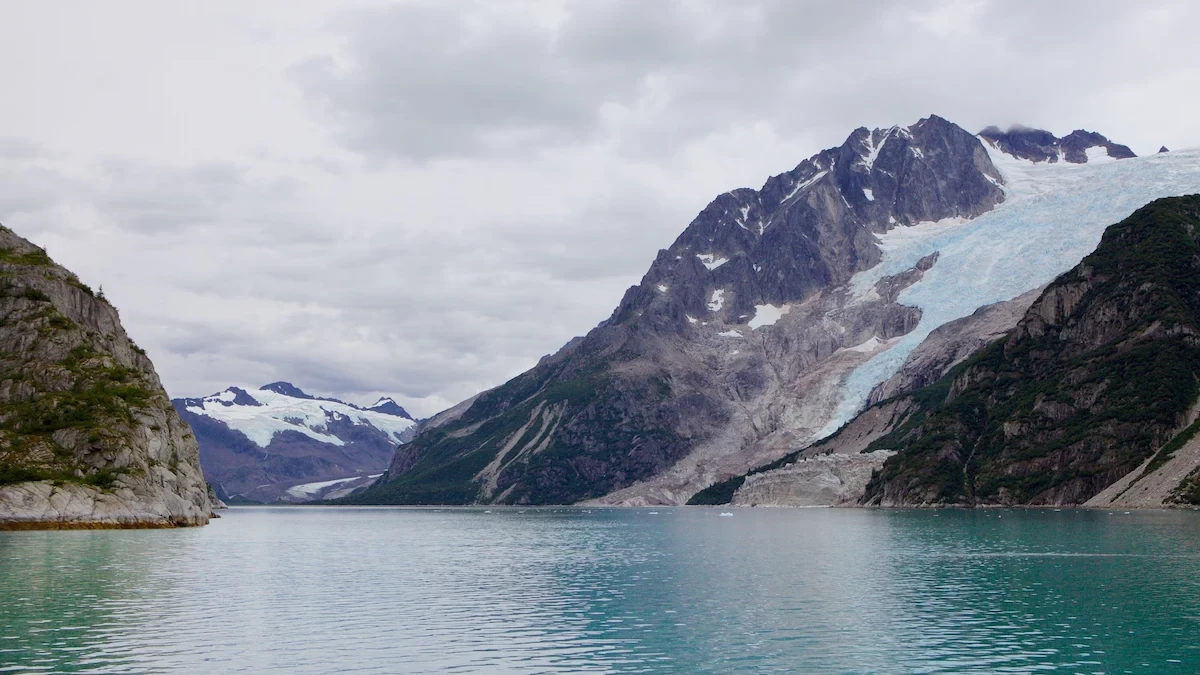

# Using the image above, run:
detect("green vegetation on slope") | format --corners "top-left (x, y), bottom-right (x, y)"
top-left (0, 270), bottom-right (154, 489)
top-left (344, 344), bottom-right (697, 506)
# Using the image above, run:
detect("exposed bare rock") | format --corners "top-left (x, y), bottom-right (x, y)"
top-left (1088, 403), bottom-right (1200, 508)
top-left (978, 126), bottom-right (1136, 163)
top-left (0, 225), bottom-right (210, 529)
top-left (708, 398), bottom-right (915, 507)
top-left (731, 452), bottom-right (894, 507)
top-left (867, 287), bottom-right (1043, 406)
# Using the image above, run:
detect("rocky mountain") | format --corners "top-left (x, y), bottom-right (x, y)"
top-left (174, 384), bottom-right (416, 503)
top-left (0, 226), bottom-right (212, 528)
top-left (352, 117), bottom-right (1200, 507)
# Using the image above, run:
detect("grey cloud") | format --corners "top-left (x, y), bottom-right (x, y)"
top-left (0, 137), bottom-right (49, 159)
top-left (293, 0), bottom-right (1200, 161)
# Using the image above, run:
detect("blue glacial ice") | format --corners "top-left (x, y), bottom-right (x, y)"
top-left (819, 145), bottom-right (1200, 436)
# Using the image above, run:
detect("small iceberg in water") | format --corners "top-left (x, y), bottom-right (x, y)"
top-left (719, 512), bottom-right (734, 517)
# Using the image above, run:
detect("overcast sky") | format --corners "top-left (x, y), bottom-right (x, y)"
top-left (1, 0), bottom-right (1197, 417)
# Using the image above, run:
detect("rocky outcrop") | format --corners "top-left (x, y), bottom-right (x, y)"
top-left (687, 396), bottom-right (915, 506)
top-left (0, 225), bottom-right (211, 529)
top-left (731, 451), bottom-right (893, 507)
top-left (860, 196), bottom-right (1200, 506)
top-left (978, 126), bottom-right (1136, 163)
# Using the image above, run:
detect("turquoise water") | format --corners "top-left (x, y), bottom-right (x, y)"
top-left (2, 507), bottom-right (1199, 674)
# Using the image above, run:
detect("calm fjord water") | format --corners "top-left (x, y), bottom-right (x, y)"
top-left (2, 507), bottom-right (1199, 674)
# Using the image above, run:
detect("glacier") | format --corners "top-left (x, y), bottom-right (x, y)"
top-left (819, 144), bottom-right (1200, 436)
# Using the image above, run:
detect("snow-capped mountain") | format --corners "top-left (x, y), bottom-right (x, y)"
top-left (350, 116), bottom-right (1200, 507)
top-left (173, 382), bottom-right (416, 503)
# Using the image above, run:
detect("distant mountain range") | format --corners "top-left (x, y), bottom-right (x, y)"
top-left (173, 382), bottom-right (416, 503)
top-left (343, 115), bottom-right (1200, 508)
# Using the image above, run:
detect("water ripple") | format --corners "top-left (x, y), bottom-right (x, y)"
top-left (2, 507), bottom-right (1200, 673)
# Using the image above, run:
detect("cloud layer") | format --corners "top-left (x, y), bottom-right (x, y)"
top-left (1, 0), bottom-right (1198, 416)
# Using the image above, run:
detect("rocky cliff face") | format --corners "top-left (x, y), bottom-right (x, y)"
top-left (173, 383), bottom-right (415, 503)
top-left (861, 196), bottom-right (1200, 506)
top-left (348, 115), bottom-right (1011, 506)
top-left (0, 226), bottom-right (211, 528)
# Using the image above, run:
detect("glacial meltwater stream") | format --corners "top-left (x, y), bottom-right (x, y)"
top-left (2, 507), bottom-right (1199, 674)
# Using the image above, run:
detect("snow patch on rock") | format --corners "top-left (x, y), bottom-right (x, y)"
top-left (708, 289), bottom-right (726, 312)
top-left (748, 304), bottom-right (789, 329)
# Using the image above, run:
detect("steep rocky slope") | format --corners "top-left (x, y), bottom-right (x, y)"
top-left (0, 226), bottom-right (212, 528)
top-left (174, 383), bottom-right (415, 503)
top-left (689, 293), bottom-right (1040, 507)
top-left (860, 196), bottom-right (1200, 506)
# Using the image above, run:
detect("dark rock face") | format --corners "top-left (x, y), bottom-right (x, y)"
top-left (367, 398), bottom-right (413, 418)
top-left (0, 225), bottom-right (211, 528)
top-left (860, 196), bottom-right (1200, 506)
top-left (1160, 146), bottom-right (1171, 154)
top-left (261, 381), bottom-right (314, 399)
top-left (350, 116), bottom-right (1011, 506)
top-left (979, 125), bottom-right (1136, 163)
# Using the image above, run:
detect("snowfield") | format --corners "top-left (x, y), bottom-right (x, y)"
top-left (186, 387), bottom-right (416, 448)
top-left (820, 144), bottom-right (1200, 436)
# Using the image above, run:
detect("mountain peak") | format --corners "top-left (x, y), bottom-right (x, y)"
top-left (260, 381), bottom-right (313, 399)
top-left (367, 397), bottom-right (413, 419)
top-left (223, 386), bottom-right (262, 407)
